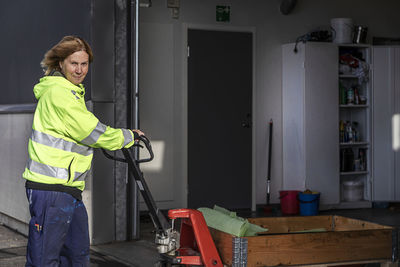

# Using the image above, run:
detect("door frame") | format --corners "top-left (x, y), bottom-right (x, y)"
top-left (182, 23), bottom-right (257, 211)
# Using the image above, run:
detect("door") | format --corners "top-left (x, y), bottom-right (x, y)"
top-left (187, 29), bottom-right (252, 209)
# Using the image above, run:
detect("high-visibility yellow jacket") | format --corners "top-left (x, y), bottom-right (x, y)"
top-left (22, 75), bottom-right (135, 191)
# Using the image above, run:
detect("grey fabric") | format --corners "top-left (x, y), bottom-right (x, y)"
top-left (27, 158), bottom-right (69, 180)
top-left (31, 129), bottom-right (93, 156)
top-left (74, 170), bottom-right (89, 181)
top-left (121, 128), bottom-right (133, 147)
top-left (80, 121), bottom-right (107, 146)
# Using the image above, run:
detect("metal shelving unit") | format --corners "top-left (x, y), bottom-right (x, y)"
top-left (340, 141), bottom-right (369, 146)
top-left (338, 44), bottom-right (372, 207)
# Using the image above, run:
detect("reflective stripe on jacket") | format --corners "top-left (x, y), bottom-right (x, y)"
top-left (22, 76), bottom-right (135, 191)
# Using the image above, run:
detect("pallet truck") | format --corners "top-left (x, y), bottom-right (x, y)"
top-left (102, 136), bottom-right (223, 267)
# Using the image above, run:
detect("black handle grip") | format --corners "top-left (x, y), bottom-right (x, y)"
top-left (136, 135), bottom-right (154, 163)
top-left (101, 149), bottom-right (127, 163)
top-left (101, 135), bottom-right (154, 164)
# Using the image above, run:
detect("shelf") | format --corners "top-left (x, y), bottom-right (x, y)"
top-left (320, 200), bottom-right (372, 210)
top-left (340, 104), bottom-right (369, 108)
top-left (340, 171), bottom-right (369, 176)
top-left (340, 142), bottom-right (369, 147)
top-left (335, 200), bottom-right (372, 209)
top-left (338, 43), bottom-right (371, 48)
top-left (336, 45), bottom-right (372, 205)
top-left (339, 74), bottom-right (358, 79)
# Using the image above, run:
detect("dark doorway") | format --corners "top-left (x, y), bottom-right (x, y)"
top-left (188, 29), bottom-right (253, 210)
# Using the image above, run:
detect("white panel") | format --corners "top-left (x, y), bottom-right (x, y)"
top-left (282, 43), bottom-right (306, 190)
top-left (304, 43), bottom-right (339, 205)
top-left (373, 47), bottom-right (395, 201)
top-left (0, 113), bottom-right (33, 223)
top-left (394, 47), bottom-right (400, 200)
top-left (283, 43), bottom-right (339, 205)
top-left (139, 23), bottom-right (175, 205)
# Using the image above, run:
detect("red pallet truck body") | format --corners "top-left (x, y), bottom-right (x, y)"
top-left (102, 136), bottom-right (222, 267)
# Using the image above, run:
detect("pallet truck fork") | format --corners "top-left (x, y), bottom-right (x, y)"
top-left (102, 136), bottom-right (223, 267)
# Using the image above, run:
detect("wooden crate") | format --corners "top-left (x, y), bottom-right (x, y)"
top-left (209, 215), bottom-right (396, 267)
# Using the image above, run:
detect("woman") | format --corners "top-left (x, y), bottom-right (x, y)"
top-left (22, 36), bottom-right (143, 266)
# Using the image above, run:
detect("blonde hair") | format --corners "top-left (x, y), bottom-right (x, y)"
top-left (41, 36), bottom-right (93, 75)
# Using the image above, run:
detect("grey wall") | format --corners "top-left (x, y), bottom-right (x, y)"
top-left (0, 0), bottom-right (121, 245)
top-left (0, 0), bottom-right (92, 104)
top-left (0, 113), bottom-right (33, 233)
top-left (0, 0), bottom-right (92, 235)
top-left (89, 0), bottom-right (117, 244)
top-left (139, 0), bottom-right (400, 207)
top-left (139, 23), bottom-right (176, 210)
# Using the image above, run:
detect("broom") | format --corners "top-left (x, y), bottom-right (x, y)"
top-left (264, 119), bottom-right (273, 214)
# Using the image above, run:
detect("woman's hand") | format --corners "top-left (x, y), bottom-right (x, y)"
top-left (132, 129), bottom-right (145, 142)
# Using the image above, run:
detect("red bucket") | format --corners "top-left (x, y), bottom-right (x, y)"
top-left (279, 190), bottom-right (300, 215)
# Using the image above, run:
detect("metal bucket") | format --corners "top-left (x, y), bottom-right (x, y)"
top-left (331, 18), bottom-right (354, 43)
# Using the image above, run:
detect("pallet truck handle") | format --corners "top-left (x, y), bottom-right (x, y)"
top-left (101, 136), bottom-right (171, 235)
top-left (136, 135), bottom-right (154, 163)
top-left (100, 135), bottom-right (154, 163)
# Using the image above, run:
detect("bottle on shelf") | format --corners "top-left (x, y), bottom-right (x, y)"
top-left (339, 120), bottom-right (345, 142)
top-left (339, 82), bottom-right (347, 105)
top-left (352, 121), bottom-right (359, 142)
top-left (347, 87), bottom-right (354, 104)
top-left (358, 148), bottom-right (366, 171)
top-left (340, 148), bottom-right (354, 172)
top-left (346, 121), bottom-right (353, 142)
top-left (354, 87), bottom-right (360, 105)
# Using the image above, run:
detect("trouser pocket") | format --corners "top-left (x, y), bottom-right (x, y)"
top-left (41, 205), bottom-right (72, 266)
top-left (26, 216), bottom-right (43, 266)
top-left (26, 190), bottom-right (75, 267)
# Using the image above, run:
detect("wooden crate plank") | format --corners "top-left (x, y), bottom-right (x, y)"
top-left (245, 229), bottom-right (393, 267)
top-left (380, 262), bottom-right (398, 267)
top-left (209, 228), bottom-right (234, 266)
top-left (209, 216), bottom-right (394, 267)
top-left (334, 216), bottom-right (394, 231)
top-left (298, 259), bottom-right (396, 267)
top-left (248, 216), bottom-right (334, 234)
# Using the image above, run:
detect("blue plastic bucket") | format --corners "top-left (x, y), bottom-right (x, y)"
top-left (298, 192), bottom-right (320, 216)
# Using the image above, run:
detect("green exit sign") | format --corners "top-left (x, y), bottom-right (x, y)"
top-left (216, 5), bottom-right (230, 22)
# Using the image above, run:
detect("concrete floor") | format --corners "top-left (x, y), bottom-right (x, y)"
top-left (0, 217), bottom-right (159, 267)
top-left (2, 205), bottom-right (400, 267)
top-left (0, 218), bottom-right (159, 267)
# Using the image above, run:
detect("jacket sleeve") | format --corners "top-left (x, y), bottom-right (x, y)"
top-left (62, 96), bottom-right (135, 151)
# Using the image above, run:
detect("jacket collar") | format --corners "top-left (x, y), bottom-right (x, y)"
top-left (48, 70), bottom-right (85, 95)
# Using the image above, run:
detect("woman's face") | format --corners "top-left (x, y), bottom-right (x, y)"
top-left (59, 50), bottom-right (89, 85)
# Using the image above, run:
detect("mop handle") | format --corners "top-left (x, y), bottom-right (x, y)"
top-left (267, 119), bottom-right (273, 204)
top-left (267, 119), bottom-right (273, 180)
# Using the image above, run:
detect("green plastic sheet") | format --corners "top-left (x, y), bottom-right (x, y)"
top-left (198, 205), bottom-right (268, 237)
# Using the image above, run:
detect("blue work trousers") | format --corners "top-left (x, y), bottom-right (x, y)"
top-left (25, 189), bottom-right (90, 267)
